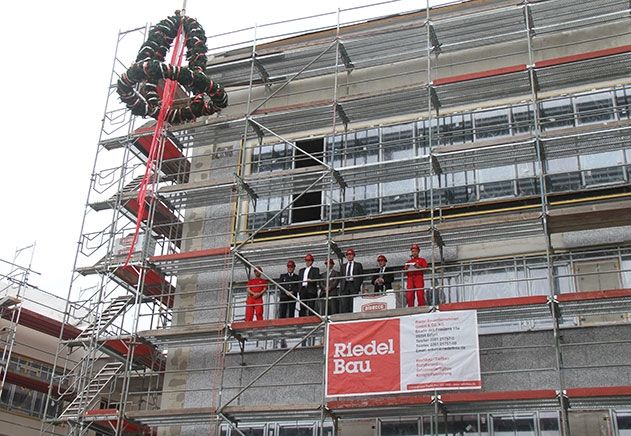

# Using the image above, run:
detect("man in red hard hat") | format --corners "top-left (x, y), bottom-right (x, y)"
top-left (298, 254), bottom-right (320, 316)
top-left (403, 244), bottom-right (428, 307)
top-left (340, 248), bottom-right (363, 313)
top-left (245, 266), bottom-right (268, 321)
top-left (371, 254), bottom-right (395, 293)
top-left (277, 260), bottom-right (300, 319)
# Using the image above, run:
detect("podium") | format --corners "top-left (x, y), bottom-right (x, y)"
top-left (353, 291), bottom-right (397, 313)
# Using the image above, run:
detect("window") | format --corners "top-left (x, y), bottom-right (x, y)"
top-left (617, 410), bottom-right (631, 435)
top-left (382, 123), bottom-right (414, 161)
top-left (251, 143), bottom-right (292, 173)
top-left (381, 419), bottom-right (419, 435)
top-left (491, 414), bottom-right (536, 436)
top-left (540, 98), bottom-right (574, 130)
top-left (382, 180), bottom-right (415, 212)
top-left (474, 108), bottom-right (510, 139)
top-left (580, 150), bottom-right (625, 186)
top-left (539, 411), bottom-right (560, 436)
top-left (615, 88), bottom-right (631, 119)
top-left (344, 128), bottom-right (379, 166)
top-left (447, 414), bottom-right (488, 435)
top-left (437, 113), bottom-right (473, 145)
top-left (278, 425), bottom-right (314, 436)
top-left (576, 91), bottom-right (614, 124)
top-left (512, 104), bottom-right (535, 134)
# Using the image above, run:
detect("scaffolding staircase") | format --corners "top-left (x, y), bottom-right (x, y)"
top-left (71, 296), bottom-right (135, 344)
top-left (58, 362), bottom-right (124, 421)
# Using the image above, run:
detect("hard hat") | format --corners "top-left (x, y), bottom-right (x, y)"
top-left (287, 260), bottom-right (296, 267)
top-left (345, 248), bottom-right (356, 256)
top-left (410, 244), bottom-right (420, 251)
top-left (304, 254), bottom-right (314, 261)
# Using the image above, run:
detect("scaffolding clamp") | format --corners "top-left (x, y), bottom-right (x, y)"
top-left (331, 168), bottom-right (347, 189)
top-left (337, 41), bottom-right (354, 70)
top-left (429, 86), bottom-right (441, 115)
top-left (246, 118), bottom-right (265, 140)
top-left (428, 22), bottom-right (441, 55)
top-left (234, 173), bottom-right (258, 200)
top-left (430, 154), bottom-right (442, 175)
top-left (335, 103), bottom-right (350, 126)
top-left (253, 56), bottom-right (270, 83)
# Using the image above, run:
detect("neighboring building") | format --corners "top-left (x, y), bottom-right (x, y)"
top-left (0, 274), bottom-right (72, 436)
top-left (49, 1), bottom-right (631, 435)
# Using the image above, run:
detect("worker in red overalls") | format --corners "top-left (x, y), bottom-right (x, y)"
top-left (245, 266), bottom-right (268, 321)
top-left (403, 244), bottom-right (428, 307)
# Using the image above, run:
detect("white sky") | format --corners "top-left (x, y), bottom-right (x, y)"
top-left (0, 0), bottom-right (440, 296)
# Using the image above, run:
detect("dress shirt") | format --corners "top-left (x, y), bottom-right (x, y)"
top-left (302, 266), bottom-right (312, 287)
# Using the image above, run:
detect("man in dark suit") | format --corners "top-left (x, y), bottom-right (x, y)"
top-left (298, 254), bottom-right (320, 316)
top-left (371, 254), bottom-right (395, 293)
top-left (277, 259), bottom-right (300, 318)
top-left (340, 248), bottom-right (363, 313)
top-left (319, 258), bottom-right (341, 315)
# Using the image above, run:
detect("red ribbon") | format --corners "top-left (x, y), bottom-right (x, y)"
top-left (124, 19), bottom-right (186, 267)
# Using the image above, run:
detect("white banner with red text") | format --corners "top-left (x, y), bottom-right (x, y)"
top-left (325, 310), bottom-right (481, 397)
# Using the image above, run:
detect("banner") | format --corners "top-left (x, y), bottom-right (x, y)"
top-left (325, 310), bottom-right (480, 397)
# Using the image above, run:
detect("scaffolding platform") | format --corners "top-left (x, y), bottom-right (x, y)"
top-left (84, 408), bottom-right (153, 435)
top-left (77, 262), bottom-right (174, 308)
top-left (102, 126), bottom-right (190, 183)
top-left (101, 337), bottom-right (165, 372)
top-left (231, 316), bottom-right (322, 342)
top-left (1, 307), bottom-right (81, 340)
top-left (137, 322), bottom-right (225, 348)
top-left (126, 407), bottom-right (216, 427)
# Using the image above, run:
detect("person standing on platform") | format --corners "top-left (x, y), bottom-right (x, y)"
top-left (320, 258), bottom-right (341, 315)
top-left (371, 254), bottom-right (395, 293)
top-left (404, 244), bottom-right (428, 307)
top-left (298, 254), bottom-right (320, 316)
top-left (278, 260), bottom-right (300, 319)
top-left (245, 266), bottom-right (268, 321)
top-left (340, 248), bottom-right (363, 313)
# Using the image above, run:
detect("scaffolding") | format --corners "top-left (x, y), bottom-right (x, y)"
top-left (43, 0), bottom-right (631, 435)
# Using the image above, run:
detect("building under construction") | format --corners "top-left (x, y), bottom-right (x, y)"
top-left (41, 0), bottom-right (631, 435)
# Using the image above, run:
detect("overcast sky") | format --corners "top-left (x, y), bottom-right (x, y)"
top-left (0, 0), bottom-right (434, 296)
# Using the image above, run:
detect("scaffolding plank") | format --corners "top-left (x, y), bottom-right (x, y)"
top-left (439, 295), bottom-right (549, 311)
top-left (103, 338), bottom-right (165, 371)
top-left (557, 288), bottom-right (631, 302)
top-left (535, 44), bottom-right (631, 68)
top-left (1, 307), bottom-right (81, 340)
top-left (433, 64), bottom-right (527, 86)
top-left (441, 389), bottom-right (558, 403)
top-left (565, 386), bottom-right (631, 398)
top-left (547, 199), bottom-right (631, 233)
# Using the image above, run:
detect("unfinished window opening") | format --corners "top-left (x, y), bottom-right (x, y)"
top-left (292, 138), bottom-right (324, 223)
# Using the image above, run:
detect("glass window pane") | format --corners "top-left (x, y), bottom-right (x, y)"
top-left (512, 104), bottom-right (535, 134)
top-left (576, 92), bottom-right (614, 124)
top-left (615, 88), bottom-right (631, 119)
top-left (579, 150), bottom-right (623, 170)
top-left (381, 420), bottom-right (419, 436)
top-left (618, 410), bottom-right (631, 435)
top-left (492, 414), bottom-right (536, 436)
top-left (475, 108), bottom-right (510, 139)
top-left (539, 411), bottom-right (560, 436)
top-left (383, 123), bottom-right (414, 161)
top-left (540, 98), bottom-right (575, 130)
top-left (278, 425), bottom-right (314, 436)
top-left (547, 157), bottom-right (579, 174)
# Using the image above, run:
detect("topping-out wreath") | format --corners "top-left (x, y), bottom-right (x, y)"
top-left (117, 11), bottom-right (228, 124)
